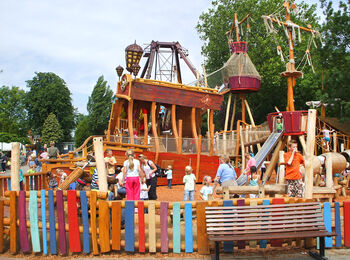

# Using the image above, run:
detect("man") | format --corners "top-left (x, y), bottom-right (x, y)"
top-left (48, 141), bottom-right (60, 159)
top-left (104, 149), bottom-right (117, 178)
top-left (283, 140), bottom-right (305, 198)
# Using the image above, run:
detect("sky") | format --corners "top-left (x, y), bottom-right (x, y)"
top-left (0, 0), bottom-right (336, 114)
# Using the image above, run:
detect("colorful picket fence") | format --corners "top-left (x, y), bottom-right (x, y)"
top-left (0, 173), bottom-right (47, 196)
top-left (1, 191), bottom-right (350, 255)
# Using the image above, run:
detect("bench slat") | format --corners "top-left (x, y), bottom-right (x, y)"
top-left (208, 230), bottom-right (333, 241)
top-left (206, 210), bottom-right (321, 220)
top-left (206, 217), bottom-right (324, 227)
top-left (206, 213), bottom-right (323, 223)
top-left (205, 202), bottom-right (319, 211)
top-left (205, 205), bottom-right (320, 215)
top-left (208, 226), bottom-right (326, 235)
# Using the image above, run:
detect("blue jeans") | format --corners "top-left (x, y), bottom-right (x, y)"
top-left (167, 179), bottom-right (172, 189)
top-left (184, 190), bottom-right (194, 201)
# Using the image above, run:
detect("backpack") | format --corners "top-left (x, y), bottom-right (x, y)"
top-left (147, 160), bottom-right (163, 177)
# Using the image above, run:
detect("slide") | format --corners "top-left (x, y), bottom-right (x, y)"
top-left (254, 131), bottom-right (284, 169)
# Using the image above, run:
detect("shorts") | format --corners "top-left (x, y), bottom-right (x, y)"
top-left (287, 179), bottom-right (304, 198)
top-left (323, 137), bottom-right (330, 142)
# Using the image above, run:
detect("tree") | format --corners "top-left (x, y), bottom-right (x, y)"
top-left (319, 0), bottom-right (350, 119)
top-left (196, 0), bottom-right (322, 127)
top-left (41, 113), bottom-right (63, 145)
top-left (0, 86), bottom-right (28, 136)
top-left (74, 117), bottom-right (91, 148)
top-left (87, 75), bottom-right (113, 135)
top-left (25, 72), bottom-right (75, 141)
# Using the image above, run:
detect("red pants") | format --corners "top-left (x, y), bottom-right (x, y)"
top-left (126, 176), bottom-right (140, 200)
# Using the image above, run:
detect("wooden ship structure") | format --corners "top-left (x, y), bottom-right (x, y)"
top-left (40, 1), bottom-right (350, 201)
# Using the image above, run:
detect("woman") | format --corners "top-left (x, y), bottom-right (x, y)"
top-left (236, 153), bottom-right (257, 186)
top-left (122, 149), bottom-right (143, 200)
top-left (138, 154), bottom-right (158, 200)
top-left (213, 156), bottom-right (237, 192)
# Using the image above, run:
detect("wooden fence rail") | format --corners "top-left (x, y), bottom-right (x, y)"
top-left (0, 191), bottom-right (350, 255)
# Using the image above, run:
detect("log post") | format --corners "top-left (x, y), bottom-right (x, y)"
top-left (143, 113), bottom-right (148, 146)
top-left (151, 102), bottom-right (160, 163)
top-left (128, 99), bottom-right (134, 144)
top-left (325, 154), bottom-right (333, 189)
top-left (10, 142), bottom-right (20, 191)
top-left (209, 110), bottom-right (214, 156)
top-left (305, 109), bottom-right (317, 199)
top-left (278, 151), bottom-right (285, 184)
top-left (244, 99), bottom-right (261, 150)
top-left (240, 126), bottom-right (245, 170)
top-left (196, 135), bottom-right (202, 180)
top-left (223, 94), bottom-right (232, 154)
top-left (333, 132), bottom-right (337, 152)
top-left (93, 137), bottom-right (108, 192)
top-left (171, 105), bottom-right (179, 153)
top-left (191, 108), bottom-right (198, 148)
top-left (298, 135), bottom-right (307, 156)
top-left (263, 138), bottom-right (286, 184)
top-left (230, 95), bottom-right (237, 131)
top-left (178, 119), bottom-right (183, 154)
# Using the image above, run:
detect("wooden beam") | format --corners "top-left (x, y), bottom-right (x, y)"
top-left (151, 102), bottom-right (159, 163)
top-left (223, 94), bottom-right (232, 154)
top-left (191, 107), bottom-right (198, 148)
top-left (305, 109), bottom-right (317, 199)
top-left (333, 132), bottom-right (337, 152)
top-left (171, 105), bottom-right (179, 153)
top-left (298, 135), bottom-right (307, 155)
top-left (196, 135), bottom-right (202, 180)
top-left (93, 137), bottom-right (108, 192)
top-left (263, 138), bottom-right (286, 184)
top-left (10, 142), bottom-right (20, 191)
top-left (325, 154), bottom-right (333, 189)
top-left (240, 126), bottom-right (245, 170)
top-left (143, 113), bottom-right (148, 146)
top-left (128, 99), bottom-right (134, 144)
top-left (278, 151), bottom-right (285, 184)
top-left (178, 119), bottom-right (183, 154)
top-left (209, 110), bottom-right (214, 156)
top-left (230, 95), bottom-right (237, 131)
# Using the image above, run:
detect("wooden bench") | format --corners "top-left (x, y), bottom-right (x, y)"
top-left (205, 202), bottom-right (336, 260)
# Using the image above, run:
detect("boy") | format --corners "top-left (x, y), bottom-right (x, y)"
top-left (183, 166), bottom-right (196, 201)
top-left (165, 165), bottom-right (173, 189)
top-left (283, 140), bottom-right (305, 197)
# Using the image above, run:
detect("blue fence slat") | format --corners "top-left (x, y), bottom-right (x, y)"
top-left (185, 203), bottom-right (193, 253)
top-left (223, 200), bottom-right (234, 252)
top-left (80, 191), bottom-right (90, 254)
top-left (324, 202), bottom-right (333, 248)
top-left (334, 202), bottom-right (342, 247)
top-left (41, 190), bottom-right (47, 254)
top-left (259, 199), bottom-right (270, 248)
top-left (124, 201), bottom-right (135, 252)
top-left (48, 190), bottom-right (57, 255)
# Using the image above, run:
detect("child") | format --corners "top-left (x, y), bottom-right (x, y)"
top-left (248, 166), bottom-right (259, 198)
top-left (276, 117), bottom-right (283, 133)
top-left (140, 177), bottom-right (150, 200)
top-left (108, 184), bottom-right (115, 201)
top-left (165, 165), bottom-right (173, 189)
top-left (47, 171), bottom-right (58, 189)
top-left (183, 166), bottom-right (196, 201)
top-left (200, 176), bottom-right (213, 200)
top-left (27, 164), bottom-right (36, 174)
top-left (57, 169), bottom-right (67, 185)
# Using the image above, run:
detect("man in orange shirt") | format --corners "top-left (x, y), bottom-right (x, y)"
top-left (283, 140), bottom-right (305, 197)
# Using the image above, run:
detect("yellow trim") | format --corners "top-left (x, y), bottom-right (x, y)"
top-left (115, 94), bottom-right (131, 101)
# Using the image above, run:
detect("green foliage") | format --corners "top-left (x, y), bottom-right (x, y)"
top-left (87, 75), bottom-right (113, 135)
top-left (197, 0), bottom-right (322, 126)
top-left (74, 116), bottom-right (91, 148)
top-left (41, 113), bottom-right (63, 145)
top-left (0, 132), bottom-right (30, 144)
top-left (319, 0), bottom-right (350, 119)
top-left (25, 72), bottom-right (75, 141)
top-left (0, 86), bottom-right (28, 136)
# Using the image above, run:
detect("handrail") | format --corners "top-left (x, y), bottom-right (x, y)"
top-left (60, 135), bottom-right (103, 158)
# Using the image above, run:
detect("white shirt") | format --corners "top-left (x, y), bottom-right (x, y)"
top-left (60, 172), bottom-right (67, 184)
top-left (116, 172), bottom-right (125, 189)
top-left (142, 160), bottom-right (155, 179)
top-left (140, 183), bottom-right (148, 199)
top-left (123, 159), bottom-right (140, 177)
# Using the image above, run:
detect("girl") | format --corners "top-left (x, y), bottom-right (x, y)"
top-left (200, 176), bottom-right (213, 200)
top-left (183, 166), bottom-right (196, 201)
top-left (140, 177), bottom-right (150, 200)
top-left (138, 154), bottom-right (158, 200)
top-left (122, 149), bottom-right (144, 200)
top-left (47, 171), bottom-right (58, 189)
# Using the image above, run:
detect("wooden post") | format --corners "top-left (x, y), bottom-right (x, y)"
top-left (10, 142), bottom-right (20, 191)
top-left (93, 137), bottom-right (108, 192)
top-left (191, 108), bottom-right (198, 148)
top-left (263, 139), bottom-right (286, 184)
top-left (241, 95), bottom-right (246, 124)
top-left (305, 109), bottom-right (317, 199)
top-left (298, 135), bottom-right (307, 155)
top-left (240, 126), bottom-right (245, 170)
top-left (151, 102), bottom-right (160, 162)
top-left (244, 99), bottom-right (261, 150)
top-left (171, 105), bottom-right (179, 153)
top-left (223, 94), bottom-right (232, 154)
top-left (230, 95), bottom-right (237, 131)
top-left (333, 132), bottom-right (337, 152)
top-left (235, 122), bottom-right (241, 167)
top-left (196, 136), bottom-right (202, 180)
top-left (128, 99), bottom-right (134, 144)
top-left (325, 154), bottom-right (333, 189)
top-left (278, 151), bottom-right (285, 184)
top-left (178, 119), bottom-right (183, 154)
top-left (143, 113), bottom-right (148, 146)
top-left (209, 110), bottom-right (214, 156)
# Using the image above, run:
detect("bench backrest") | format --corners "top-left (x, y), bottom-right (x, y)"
top-left (205, 202), bottom-right (326, 236)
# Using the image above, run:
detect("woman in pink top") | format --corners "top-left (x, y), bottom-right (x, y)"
top-left (245, 153), bottom-right (256, 185)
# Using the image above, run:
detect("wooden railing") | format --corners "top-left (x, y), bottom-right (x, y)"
top-left (1, 192), bottom-right (350, 255)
